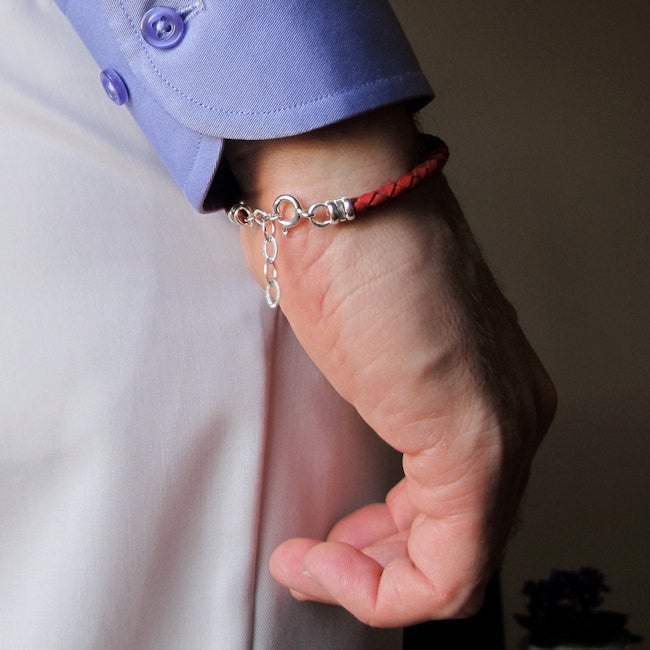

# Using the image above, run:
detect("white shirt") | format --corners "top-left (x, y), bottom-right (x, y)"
top-left (0, 3), bottom-right (403, 647)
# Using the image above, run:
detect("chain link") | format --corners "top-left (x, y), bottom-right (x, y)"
top-left (261, 218), bottom-right (280, 308)
top-left (227, 195), bottom-right (355, 308)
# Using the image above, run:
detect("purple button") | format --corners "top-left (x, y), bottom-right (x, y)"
top-left (100, 69), bottom-right (129, 105)
top-left (141, 7), bottom-right (185, 49)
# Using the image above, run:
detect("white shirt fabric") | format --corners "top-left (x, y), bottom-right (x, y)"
top-left (0, 2), bottom-right (402, 648)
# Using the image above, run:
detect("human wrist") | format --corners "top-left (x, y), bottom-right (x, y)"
top-left (225, 109), bottom-right (449, 308)
top-left (224, 105), bottom-right (423, 211)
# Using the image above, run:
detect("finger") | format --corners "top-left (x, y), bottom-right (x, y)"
top-left (360, 529), bottom-right (409, 568)
top-left (406, 512), bottom-right (489, 611)
top-left (326, 502), bottom-right (399, 548)
top-left (384, 478), bottom-right (419, 530)
top-left (327, 479), bottom-right (419, 551)
top-left (269, 538), bottom-right (336, 604)
top-left (303, 540), bottom-right (442, 627)
top-left (304, 517), bottom-right (489, 627)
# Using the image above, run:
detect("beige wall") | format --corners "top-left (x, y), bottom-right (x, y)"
top-left (389, 1), bottom-right (650, 646)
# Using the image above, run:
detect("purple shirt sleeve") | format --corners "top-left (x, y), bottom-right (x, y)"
top-left (53, 1), bottom-right (433, 212)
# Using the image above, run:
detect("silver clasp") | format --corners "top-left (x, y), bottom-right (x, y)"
top-left (227, 194), bottom-right (355, 309)
top-left (307, 198), bottom-right (355, 227)
top-left (273, 194), bottom-right (304, 232)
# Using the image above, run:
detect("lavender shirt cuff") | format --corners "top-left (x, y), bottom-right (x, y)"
top-left (53, 1), bottom-right (433, 212)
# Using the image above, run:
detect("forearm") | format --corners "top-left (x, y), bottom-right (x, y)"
top-left (224, 107), bottom-right (556, 626)
top-left (223, 108), bottom-right (474, 428)
top-left (223, 107), bottom-right (503, 439)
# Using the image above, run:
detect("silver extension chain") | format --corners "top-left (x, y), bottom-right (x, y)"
top-left (227, 194), bottom-right (355, 308)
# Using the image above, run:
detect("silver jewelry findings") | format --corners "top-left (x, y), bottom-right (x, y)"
top-left (227, 195), bottom-right (355, 308)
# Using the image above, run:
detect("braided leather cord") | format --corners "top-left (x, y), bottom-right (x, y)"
top-left (351, 136), bottom-right (449, 214)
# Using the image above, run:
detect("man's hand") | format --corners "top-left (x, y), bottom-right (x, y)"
top-left (226, 106), bottom-right (556, 627)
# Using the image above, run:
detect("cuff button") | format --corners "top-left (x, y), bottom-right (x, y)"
top-left (100, 68), bottom-right (129, 106)
top-left (141, 7), bottom-right (185, 49)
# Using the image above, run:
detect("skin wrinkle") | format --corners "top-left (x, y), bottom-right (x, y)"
top-left (312, 257), bottom-right (377, 333)
top-left (404, 460), bottom-right (494, 521)
top-left (271, 219), bottom-right (421, 406)
top-left (268, 228), bottom-right (355, 385)
top-left (330, 232), bottom-right (478, 452)
top-left (404, 428), bottom-right (502, 496)
top-left (366, 349), bottom-right (493, 456)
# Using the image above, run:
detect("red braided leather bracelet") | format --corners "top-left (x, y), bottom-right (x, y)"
top-left (227, 135), bottom-right (449, 308)
top-left (352, 136), bottom-right (449, 214)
